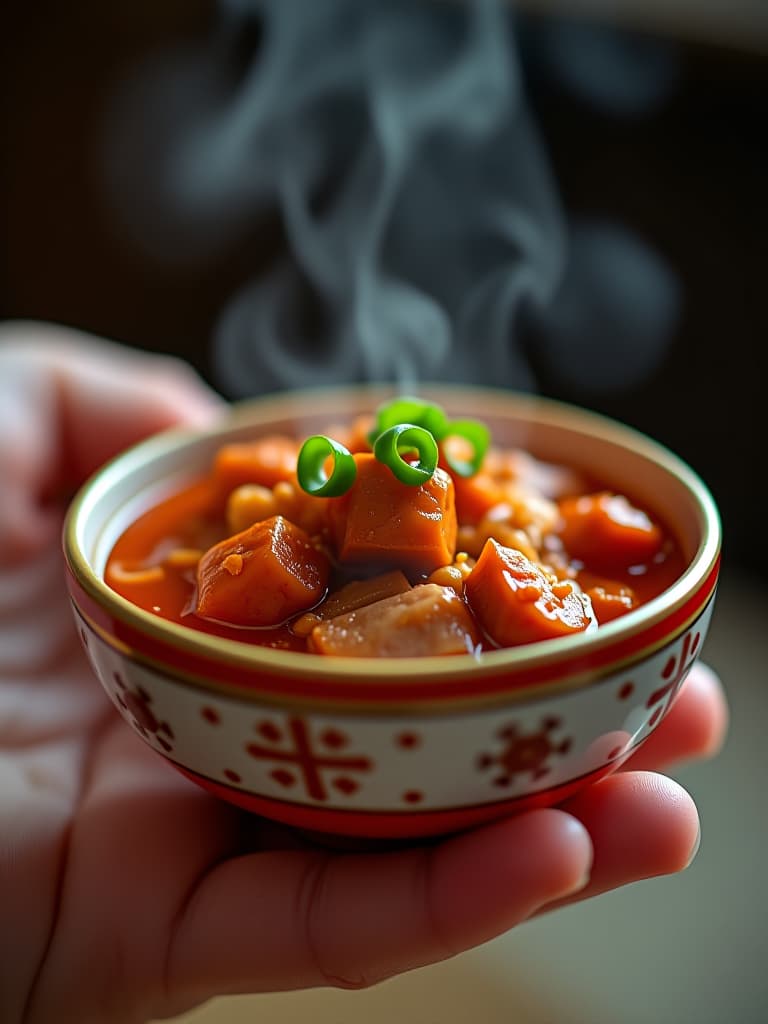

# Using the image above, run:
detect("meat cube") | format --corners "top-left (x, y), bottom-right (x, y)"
top-left (465, 539), bottom-right (595, 647)
top-left (328, 454), bottom-right (457, 574)
top-left (196, 515), bottom-right (329, 627)
top-left (308, 583), bottom-right (480, 657)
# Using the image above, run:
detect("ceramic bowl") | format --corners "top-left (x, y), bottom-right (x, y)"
top-left (63, 386), bottom-right (721, 839)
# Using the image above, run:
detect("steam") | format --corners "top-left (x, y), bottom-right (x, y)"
top-left (207, 0), bottom-right (564, 393)
top-left (103, 0), bottom-right (680, 398)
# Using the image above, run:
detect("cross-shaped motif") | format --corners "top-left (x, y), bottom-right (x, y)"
top-left (246, 717), bottom-right (373, 801)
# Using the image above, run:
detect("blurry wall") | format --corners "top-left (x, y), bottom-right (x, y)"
top-left (520, 0), bottom-right (768, 53)
top-left (1, 1), bottom-right (766, 572)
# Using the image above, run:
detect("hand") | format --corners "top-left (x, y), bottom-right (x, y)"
top-left (0, 323), bottom-right (728, 1024)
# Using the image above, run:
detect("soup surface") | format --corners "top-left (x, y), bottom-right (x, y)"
top-left (106, 404), bottom-right (685, 657)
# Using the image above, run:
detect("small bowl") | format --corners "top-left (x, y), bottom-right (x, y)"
top-left (63, 386), bottom-right (721, 839)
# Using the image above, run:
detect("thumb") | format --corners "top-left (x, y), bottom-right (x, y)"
top-left (0, 321), bottom-right (227, 561)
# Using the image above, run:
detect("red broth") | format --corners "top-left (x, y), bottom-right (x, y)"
top-left (106, 418), bottom-right (686, 657)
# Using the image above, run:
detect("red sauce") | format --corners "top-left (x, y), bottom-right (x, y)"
top-left (106, 422), bottom-right (687, 657)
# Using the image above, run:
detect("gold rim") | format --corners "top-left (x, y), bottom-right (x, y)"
top-left (63, 384), bottom-right (722, 689)
top-left (75, 595), bottom-right (715, 712)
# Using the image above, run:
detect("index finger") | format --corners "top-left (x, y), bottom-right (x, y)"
top-left (621, 662), bottom-right (728, 773)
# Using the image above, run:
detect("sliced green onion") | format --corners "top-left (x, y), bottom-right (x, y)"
top-left (373, 424), bottom-right (439, 486)
top-left (368, 397), bottom-right (449, 445)
top-left (296, 435), bottom-right (357, 497)
top-left (366, 396), bottom-right (490, 479)
top-left (442, 419), bottom-right (491, 478)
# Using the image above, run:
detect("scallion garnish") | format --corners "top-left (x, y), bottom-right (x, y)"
top-left (297, 399), bottom-right (489, 496)
top-left (368, 397), bottom-right (449, 447)
top-left (296, 435), bottom-right (357, 497)
top-left (372, 424), bottom-right (439, 486)
top-left (441, 419), bottom-right (491, 478)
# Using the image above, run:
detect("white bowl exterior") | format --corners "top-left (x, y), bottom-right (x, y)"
top-left (75, 597), bottom-right (714, 814)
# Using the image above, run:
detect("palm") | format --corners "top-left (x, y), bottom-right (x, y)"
top-left (5, 539), bottom-right (324, 1020)
top-left (0, 327), bottom-right (728, 1024)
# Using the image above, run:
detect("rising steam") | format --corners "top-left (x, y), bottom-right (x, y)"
top-left (103, 0), bottom-right (680, 397)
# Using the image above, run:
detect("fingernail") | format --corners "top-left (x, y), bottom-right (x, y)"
top-left (684, 823), bottom-right (701, 869)
top-left (555, 814), bottom-right (594, 896)
top-left (561, 862), bottom-right (592, 898)
top-left (572, 866), bottom-right (593, 893)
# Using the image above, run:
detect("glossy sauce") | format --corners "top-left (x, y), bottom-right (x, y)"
top-left (106, 436), bottom-right (686, 656)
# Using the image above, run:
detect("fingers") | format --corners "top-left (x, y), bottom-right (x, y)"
top-left (0, 321), bottom-right (227, 561)
top-left (20, 723), bottom-right (245, 1024)
top-left (164, 808), bottom-right (593, 1001)
top-left (53, 331), bottom-right (226, 484)
top-left (621, 662), bottom-right (728, 773)
top-left (0, 343), bottom-right (58, 562)
top-left (162, 667), bottom-right (723, 1004)
top-left (164, 761), bottom-right (702, 1006)
top-left (542, 769), bottom-right (700, 915)
top-left (0, 320), bottom-right (226, 481)
top-left (533, 665), bottom-right (722, 915)
top-left (0, 734), bottom-right (87, 1024)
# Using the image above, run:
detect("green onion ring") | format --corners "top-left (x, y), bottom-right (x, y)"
top-left (368, 397), bottom-right (449, 445)
top-left (373, 424), bottom-right (439, 486)
top-left (442, 419), bottom-right (491, 478)
top-left (296, 435), bottom-right (357, 496)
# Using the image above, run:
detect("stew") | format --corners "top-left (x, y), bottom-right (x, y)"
top-left (106, 399), bottom-right (685, 657)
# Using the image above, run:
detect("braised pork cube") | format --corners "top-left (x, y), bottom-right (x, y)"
top-left (196, 515), bottom-right (329, 627)
top-left (556, 492), bottom-right (664, 571)
top-left (308, 583), bottom-right (480, 657)
top-left (213, 436), bottom-right (300, 494)
top-left (327, 454), bottom-right (457, 574)
top-left (465, 539), bottom-right (595, 647)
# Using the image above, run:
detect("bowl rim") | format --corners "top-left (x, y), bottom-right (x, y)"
top-left (63, 384), bottom-right (721, 688)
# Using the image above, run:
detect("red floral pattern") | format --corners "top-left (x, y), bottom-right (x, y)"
top-left (113, 673), bottom-right (174, 753)
top-left (477, 716), bottom-right (572, 787)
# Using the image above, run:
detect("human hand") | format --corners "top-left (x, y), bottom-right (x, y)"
top-left (0, 323), bottom-right (728, 1024)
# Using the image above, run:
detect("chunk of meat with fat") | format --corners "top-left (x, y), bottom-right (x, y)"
top-left (308, 583), bottom-right (480, 657)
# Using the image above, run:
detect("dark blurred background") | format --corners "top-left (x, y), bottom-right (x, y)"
top-left (2, 0), bottom-right (766, 573)
top-left (3, 8), bottom-right (767, 1024)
